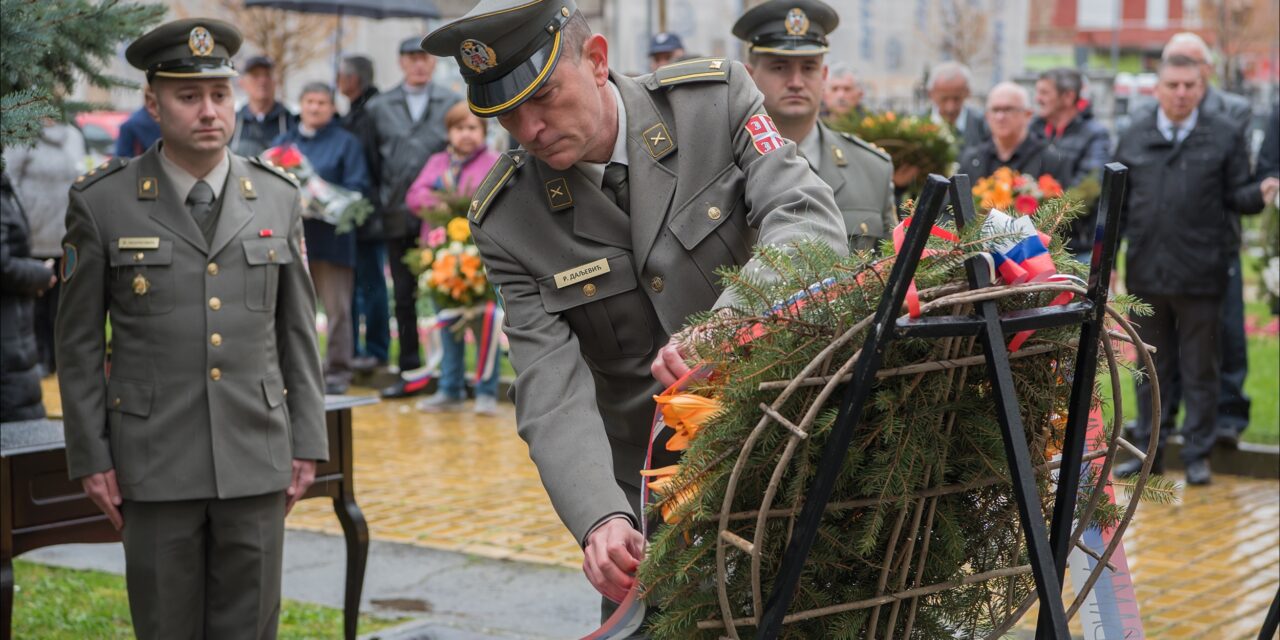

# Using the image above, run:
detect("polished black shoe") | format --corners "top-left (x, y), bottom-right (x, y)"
top-left (1113, 455), bottom-right (1163, 479)
top-left (1184, 459), bottom-right (1212, 486)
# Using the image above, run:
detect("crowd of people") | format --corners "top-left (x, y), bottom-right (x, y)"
top-left (0, 2), bottom-right (1277, 635)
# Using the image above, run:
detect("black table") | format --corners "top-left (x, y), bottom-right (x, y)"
top-left (1, 394), bottom-right (376, 640)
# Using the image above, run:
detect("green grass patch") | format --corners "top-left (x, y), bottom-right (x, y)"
top-left (10, 560), bottom-right (405, 639)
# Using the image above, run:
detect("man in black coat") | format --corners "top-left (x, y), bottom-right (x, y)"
top-left (1113, 55), bottom-right (1279, 485)
top-left (337, 53), bottom-right (391, 371)
top-left (959, 82), bottom-right (1069, 184)
top-left (230, 56), bottom-right (297, 157)
top-left (0, 171), bottom-right (57, 421)
top-left (1032, 68), bottom-right (1112, 256)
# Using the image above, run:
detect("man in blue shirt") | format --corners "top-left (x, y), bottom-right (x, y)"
top-left (113, 106), bottom-right (161, 158)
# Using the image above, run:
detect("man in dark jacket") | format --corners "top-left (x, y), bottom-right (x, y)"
top-left (1113, 55), bottom-right (1279, 485)
top-left (231, 56), bottom-right (297, 157)
top-left (338, 53), bottom-right (391, 371)
top-left (0, 171), bottom-right (57, 421)
top-left (1032, 68), bottom-right (1111, 254)
top-left (922, 61), bottom-right (988, 158)
top-left (364, 37), bottom-right (461, 395)
top-left (114, 106), bottom-right (162, 158)
top-left (959, 82), bottom-right (1069, 184)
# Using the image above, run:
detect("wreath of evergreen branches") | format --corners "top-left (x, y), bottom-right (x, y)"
top-left (635, 197), bottom-right (1175, 638)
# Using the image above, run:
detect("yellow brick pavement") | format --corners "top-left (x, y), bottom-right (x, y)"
top-left (39, 378), bottom-right (1279, 635)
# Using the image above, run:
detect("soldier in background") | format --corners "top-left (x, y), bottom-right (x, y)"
top-left (56, 19), bottom-right (326, 639)
top-left (735, 0), bottom-right (896, 251)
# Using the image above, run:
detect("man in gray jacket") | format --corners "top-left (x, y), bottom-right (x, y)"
top-left (365, 37), bottom-right (461, 392)
top-left (423, 0), bottom-right (847, 611)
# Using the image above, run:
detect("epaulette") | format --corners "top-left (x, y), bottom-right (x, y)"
top-left (469, 149), bottom-right (524, 224)
top-left (71, 157), bottom-right (128, 191)
top-left (837, 130), bottom-right (893, 163)
top-left (653, 57), bottom-right (730, 87)
top-left (249, 155), bottom-right (301, 187)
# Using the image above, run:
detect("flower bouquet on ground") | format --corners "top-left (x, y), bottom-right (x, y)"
top-left (261, 144), bottom-right (372, 233)
top-left (633, 193), bottom-right (1175, 639)
top-left (828, 110), bottom-right (958, 188)
top-left (973, 166), bottom-right (1064, 215)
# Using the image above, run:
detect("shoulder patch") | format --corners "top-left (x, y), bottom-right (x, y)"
top-left (70, 157), bottom-right (128, 191)
top-left (837, 131), bottom-right (893, 163)
top-left (249, 155), bottom-right (301, 187)
top-left (653, 57), bottom-right (729, 87)
top-left (469, 150), bottom-right (523, 224)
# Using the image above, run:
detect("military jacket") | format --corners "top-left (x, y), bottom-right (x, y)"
top-left (469, 61), bottom-right (848, 544)
top-left (808, 121), bottom-right (896, 251)
top-left (57, 144), bottom-right (327, 501)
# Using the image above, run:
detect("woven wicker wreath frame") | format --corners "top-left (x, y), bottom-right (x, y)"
top-left (697, 279), bottom-right (1162, 638)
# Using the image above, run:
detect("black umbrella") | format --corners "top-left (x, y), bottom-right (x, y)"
top-left (243, 0), bottom-right (443, 78)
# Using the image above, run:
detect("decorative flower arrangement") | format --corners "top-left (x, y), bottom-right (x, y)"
top-left (972, 167), bottom-right (1064, 214)
top-left (828, 110), bottom-right (958, 183)
top-left (261, 144), bottom-right (372, 233)
top-left (405, 189), bottom-right (494, 310)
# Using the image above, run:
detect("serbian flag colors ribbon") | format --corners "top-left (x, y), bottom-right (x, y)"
top-left (982, 209), bottom-right (1074, 351)
top-left (745, 113), bottom-right (786, 155)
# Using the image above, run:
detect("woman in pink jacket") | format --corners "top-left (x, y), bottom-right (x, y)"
top-left (404, 102), bottom-right (504, 415)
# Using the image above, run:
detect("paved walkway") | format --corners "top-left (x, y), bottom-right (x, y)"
top-left (36, 379), bottom-right (1280, 637)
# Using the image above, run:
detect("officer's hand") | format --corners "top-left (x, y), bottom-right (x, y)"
top-left (1261, 177), bottom-right (1280, 204)
top-left (583, 518), bottom-right (644, 603)
top-left (651, 339), bottom-right (692, 388)
top-left (285, 459), bottom-right (317, 515)
top-left (892, 164), bottom-right (921, 188)
top-left (82, 470), bottom-right (124, 531)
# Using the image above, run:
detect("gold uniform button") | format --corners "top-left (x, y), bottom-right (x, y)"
top-left (650, 276), bottom-right (665, 292)
top-left (268, 249), bottom-right (277, 262)
top-left (207, 262), bottom-right (219, 276)
top-left (113, 397), bottom-right (122, 407)
top-left (134, 252), bottom-right (145, 262)
top-left (210, 367), bottom-right (222, 381)
top-left (583, 283), bottom-right (598, 297)
top-left (209, 297), bottom-right (222, 311)
top-left (210, 333), bottom-right (223, 347)
top-left (707, 206), bottom-right (722, 221)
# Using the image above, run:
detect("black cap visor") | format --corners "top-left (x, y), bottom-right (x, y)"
top-left (750, 34), bottom-right (829, 56)
top-left (467, 31), bottom-right (562, 117)
top-left (150, 57), bottom-right (239, 80)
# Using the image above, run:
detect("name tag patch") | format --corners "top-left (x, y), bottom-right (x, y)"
top-left (554, 258), bottom-right (611, 289)
top-left (118, 237), bottom-right (161, 250)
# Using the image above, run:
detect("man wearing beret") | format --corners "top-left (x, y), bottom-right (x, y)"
top-left (56, 18), bottom-right (326, 639)
top-left (735, 0), bottom-right (897, 252)
top-left (422, 0), bottom-right (848, 614)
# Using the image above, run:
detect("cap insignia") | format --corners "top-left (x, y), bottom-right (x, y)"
top-left (784, 8), bottom-right (810, 36)
top-left (460, 39), bottom-right (498, 73)
top-left (189, 26), bottom-right (215, 57)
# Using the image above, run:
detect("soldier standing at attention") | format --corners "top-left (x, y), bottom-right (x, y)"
top-left (421, 0), bottom-right (848, 615)
top-left (735, 0), bottom-right (896, 252)
top-left (55, 18), bottom-right (326, 639)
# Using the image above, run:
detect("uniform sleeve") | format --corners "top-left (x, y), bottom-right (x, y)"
top-left (56, 189), bottom-right (113, 479)
top-left (881, 165), bottom-right (899, 237)
top-left (717, 61), bottom-right (849, 309)
top-left (276, 195), bottom-right (328, 460)
top-left (471, 222), bottom-right (633, 545)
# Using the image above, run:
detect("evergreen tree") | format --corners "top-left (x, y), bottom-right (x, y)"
top-left (1, 0), bottom-right (164, 153)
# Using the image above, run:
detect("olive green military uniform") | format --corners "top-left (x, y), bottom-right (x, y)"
top-left (55, 18), bottom-right (325, 640)
top-left (799, 122), bottom-right (896, 250)
top-left (736, 0), bottom-right (898, 253)
top-left (423, 0), bottom-right (849, 549)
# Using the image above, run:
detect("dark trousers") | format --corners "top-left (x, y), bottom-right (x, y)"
top-left (121, 492), bottom-right (286, 640)
top-left (1133, 255), bottom-right (1251, 439)
top-left (1131, 294), bottom-right (1222, 464)
top-left (351, 240), bottom-right (390, 363)
top-left (386, 235), bottom-right (422, 370)
top-left (33, 269), bottom-right (59, 374)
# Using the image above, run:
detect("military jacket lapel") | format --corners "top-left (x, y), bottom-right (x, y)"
top-left (536, 162), bottom-right (632, 249)
top-left (137, 148), bottom-right (208, 254)
top-left (814, 124), bottom-right (847, 197)
top-left (207, 155), bottom-right (256, 258)
top-left (616, 73), bottom-right (677, 269)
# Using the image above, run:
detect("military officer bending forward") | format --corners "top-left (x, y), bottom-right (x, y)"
top-left (421, 0), bottom-right (848, 612)
top-left (56, 18), bottom-right (326, 640)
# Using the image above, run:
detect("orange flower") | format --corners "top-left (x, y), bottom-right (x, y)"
top-left (1038, 174), bottom-right (1064, 198)
top-left (640, 465), bottom-right (701, 524)
top-left (653, 392), bottom-right (722, 451)
top-left (884, 111), bottom-right (897, 122)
